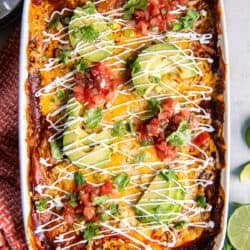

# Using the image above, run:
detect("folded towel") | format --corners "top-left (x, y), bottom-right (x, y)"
top-left (0, 25), bottom-right (27, 250)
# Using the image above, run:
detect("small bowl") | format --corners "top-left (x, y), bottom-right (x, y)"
top-left (0, 0), bottom-right (23, 28)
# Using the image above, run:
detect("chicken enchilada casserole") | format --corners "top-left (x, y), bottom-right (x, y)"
top-left (23, 0), bottom-right (227, 249)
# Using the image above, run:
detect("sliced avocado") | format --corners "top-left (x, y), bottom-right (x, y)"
top-left (63, 98), bottom-right (112, 168)
top-left (136, 169), bottom-right (185, 224)
top-left (132, 43), bottom-right (197, 95)
top-left (68, 2), bottom-right (114, 62)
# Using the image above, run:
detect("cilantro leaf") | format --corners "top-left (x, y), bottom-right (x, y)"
top-left (75, 59), bottom-right (88, 73)
top-left (79, 25), bottom-right (99, 42)
top-left (166, 120), bottom-right (191, 147)
top-left (59, 50), bottom-right (71, 64)
top-left (83, 222), bottom-right (99, 242)
top-left (93, 195), bottom-right (109, 206)
top-left (112, 121), bottom-right (126, 137)
top-left (195, 195), bottom-right (207, 208)
top-left (127, 119), bottom-right (135, 134)
top-left (141, 98), bottom-right (161, 120)
top-left (48, 16), bottom-right (63, 30)
top-left (74, 171), bottom-right (86, 186)
top-left (112, 173), bottom-right (130, 191)
top-left (139, 140), bottom-right (152, 147)
top-left (123, 0), bottom-right (148, 20)
top-left (134, 151), bottom-right (146, 163)
top-left (35, 198), bottom-right (49, 212)
top-left (108, 202), bottom-right (119, 216)
top-left (56, 89), bottom-right (66, 101)
top-left (173, 9), bottom-right (200, 31)
top-left (159, 169), bottom-right (177, 181)
top-left (174, 220), bottom-right (188, 229)
top-left (83, 108), bottom-right (102, 129)
top-left (50, 140), bottom-right (63, 160)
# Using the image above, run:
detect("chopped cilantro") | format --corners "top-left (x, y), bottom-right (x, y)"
top-left (48, 17), bottom-right (63, 30)
top-left (93, 195), bottom-right (109, 206)
top-left (173, 9), bottom-right (200, 31)
top-left (112, 173), bottom-right (130, 191)
top-left (127, 119), bottom-right (135, 134)
top-left (123, 0), bottom-right (148, 20)
top-left (134, 151), bottom-right (146, 163)
top-left (79, 25), bottom-right (99, 42)
top-left (166, 120), bottom-right (191, 147)
top-left (83, 108), bottom-right (102, 129)
top-left (141, 98), bottom-right (161, 120)
top-left (195, 195), bottom-right (207, 208)
top-left (75, 59), bottom-right (88, 73)
top-left (50, 140), bottom-right (63, 160)
top-left (59, 50), bottom-right (71, 64)
top-left (108, 202), bottom-right (119, 216)
top-left (56, 89), bottom-right (66, 101)
top-left (174, 220), bottom-right (188, 229)
top-left (35, 198), bottom-right (49, 212)
top-left (139, 140), bottom-right (152, 147)
top-left (74, 171), bottom-right (86, 186)
top-left (83, 222), bottom-right (99, 242)
top-left (112, 121), bottom-right (126, 137)
top-left (159, 169), bottom-right (177, 181)
top-left (61, 15), bottom-right (71, 25)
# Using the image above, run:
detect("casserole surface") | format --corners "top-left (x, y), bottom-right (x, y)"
top-left (19, 0), bottom-right (229, 249)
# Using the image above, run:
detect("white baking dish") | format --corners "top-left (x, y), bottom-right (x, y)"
top-left (18, 1), bottom-right (230, 249)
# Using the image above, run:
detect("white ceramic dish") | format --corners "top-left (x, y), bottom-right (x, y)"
top-left (18, 1), bottom-right (230, 249)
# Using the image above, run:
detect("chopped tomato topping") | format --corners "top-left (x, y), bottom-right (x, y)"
top-left (158, 98), bottom-right (176, 122)
top-left (100, 180), bottom-right (113, 195)
top-left (192, 131), bottom-right (210, 147)
top-left (83, 206), bottom-right (96, 221)
top-left (155, 140), bottom-right (177, 163)
top-left (74, 62), bottom-right (118, 107)
top-left (171, 108), bottom-right (190, 126)
top-left (132, 0), bottom-right (187, 34)
top-left (63, 204), bottom-right (77, 224)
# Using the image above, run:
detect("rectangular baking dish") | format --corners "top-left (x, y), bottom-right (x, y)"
top-left (19, 0), bottom-right (230, 249)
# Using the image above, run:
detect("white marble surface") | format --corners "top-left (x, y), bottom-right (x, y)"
top-left (0, 1), bottom-right (250, 204)
top-left (224, 1), bottom-right (250, 204)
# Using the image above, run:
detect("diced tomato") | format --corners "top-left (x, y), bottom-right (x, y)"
top-left (137, 20), bottom-right (149, 35)
top-left (158, 98), bottom-right (176, 121)
top-left (83, 206), bottom-right (96, 221)
top-left (74, 62), bottom-right (118, 107)
top-left (79, 191), bottom-right (91, 207)
top-left (171, 108), bottom-right (190, 126)
top-left (192, 131), bottom-right (210, 147)
top-left (100, 180), bottom-right (113, 195)
top-left (146, 118), bottom-right (165, 138)
top-left (63, 204), bottom-right (77, 224)
top-left (155, 140), bottom-right (177, 162)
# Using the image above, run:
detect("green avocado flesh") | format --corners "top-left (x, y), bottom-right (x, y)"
top-left (136, 171), bottom-right (185, 224)
top-left (132, 43), bottom-right (197, 95)
top-left (63, 98), bottom-right (112, 168)
top-left (68, 4), bottom-right (114, 62)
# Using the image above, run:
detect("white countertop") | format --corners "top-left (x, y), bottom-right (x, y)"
top-left (0, 1), bottom-right (249, 204)
top-left (224, 0), bottom-right (250, 203)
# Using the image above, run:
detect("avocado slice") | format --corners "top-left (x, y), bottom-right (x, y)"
top-left (132, 43), bottom-right (197, 95)
top-left (136, 169), bottom-right (185, 224)
top-left (63, 98), bottom-right (112, 168)
top-left (68, 2), bottom-right (114, 62)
